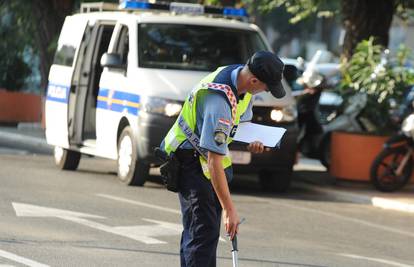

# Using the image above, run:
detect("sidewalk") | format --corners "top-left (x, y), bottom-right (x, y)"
top-left (0, 123), bottom-right (413, 213)
top-left (0, 123), bottom-right (52, 154)
top-left (294, 158), bottom-right (414, 213)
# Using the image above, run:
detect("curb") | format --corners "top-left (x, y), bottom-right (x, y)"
top-left (17, 122), bottom-right (43, 130)
top-left (0, 130), bottom-right (52, 154)
top-left (371, 197), bottom-right (414, 213)
top-left (294, 181), bottom-right (414, 214)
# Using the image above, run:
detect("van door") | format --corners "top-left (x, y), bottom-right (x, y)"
top-left (45, 16), bottom-right (87, 148)
top-left (68, 22), bottom-right (115, 145)
top-left (96, 24), bottom-right (131, 159)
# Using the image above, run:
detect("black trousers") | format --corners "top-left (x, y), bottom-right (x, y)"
top-left (177, 151), bottom-right (222, 267)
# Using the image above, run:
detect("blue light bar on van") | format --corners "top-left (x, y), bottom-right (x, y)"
top-left (119, 0), bottom-right (248, 18)
top-left (223, 7), bottom-right (248, 17)
top-left (119, 0), bottom-right (150, 10)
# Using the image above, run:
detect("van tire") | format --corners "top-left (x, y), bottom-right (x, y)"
top-left (54, 146), bottom-right (81, 170)
top-left (259, 169), bottom-right (292, 193)
top-left (117, 126), bottom-right (149, 186)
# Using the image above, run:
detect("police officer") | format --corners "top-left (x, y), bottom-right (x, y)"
top-left (160, 51), bottom-right (285, 267)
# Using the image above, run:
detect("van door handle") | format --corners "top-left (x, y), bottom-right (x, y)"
top-left (70, 85), bottom-right (76, 93)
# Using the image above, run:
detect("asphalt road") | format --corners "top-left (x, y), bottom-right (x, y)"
top-left (0, 151), bottom-right (413, 267)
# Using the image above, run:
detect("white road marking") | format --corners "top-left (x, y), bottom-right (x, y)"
top-left (0, 249), bottom-right (49, 267)
top-left (12, 203), bottom-right (104, 219)
top-left (12, 202), bottom-right (181, 244)
top-left (95, 194), bottom-right (227, 242)
top-left (340, 253), bottom-right (414, 267)
top-left (96, 194), bottom-right (181, 214)
top-left (113, 218), bottom-right (182, 244)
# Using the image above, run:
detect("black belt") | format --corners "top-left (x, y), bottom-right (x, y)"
top-left (175, 149), bottom-right (199, 161)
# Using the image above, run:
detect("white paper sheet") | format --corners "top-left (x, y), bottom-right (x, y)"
top-left (233, 122), bottom-right (286, 147)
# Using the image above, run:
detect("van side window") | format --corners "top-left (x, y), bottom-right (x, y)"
top-left (115, 26), bottom-right (129, 66)
top-left (54, 45), bottom-right (76, 66)
top-left (53, 19), bottom-right (87, 67)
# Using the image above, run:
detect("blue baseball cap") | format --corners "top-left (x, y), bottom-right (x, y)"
top-left (247, 51), bottom-right (286, 98)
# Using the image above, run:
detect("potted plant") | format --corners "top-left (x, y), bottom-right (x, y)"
top-left (330, 37), bottom-right (414, 181)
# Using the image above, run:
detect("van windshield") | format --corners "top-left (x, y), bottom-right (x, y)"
top-left (138, 23), bottom-right (267, 71)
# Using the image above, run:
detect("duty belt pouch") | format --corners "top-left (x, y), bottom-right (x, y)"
top-left (159, 153), bottom-right (180, 193)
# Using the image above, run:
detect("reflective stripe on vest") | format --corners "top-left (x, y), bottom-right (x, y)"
top-left (177, 115), bottom-right (208, 159)
top-left (163, 66), bottom-right (252, 179)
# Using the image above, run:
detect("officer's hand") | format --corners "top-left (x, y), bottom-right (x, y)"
top-left (223, 209), bottom-right (240, 240)
top-left (247, 141), bottom-right (264, 154)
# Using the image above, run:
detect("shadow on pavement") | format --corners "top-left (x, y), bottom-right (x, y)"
top-left (75, 244), bottom-right (329, 267)
top-left (147, 170), bottom-right (356, 204)
top-left (228, 171), bottom-right (351, 203)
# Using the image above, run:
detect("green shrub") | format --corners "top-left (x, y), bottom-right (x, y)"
top-left (340, 37), bottom-right (414, 134)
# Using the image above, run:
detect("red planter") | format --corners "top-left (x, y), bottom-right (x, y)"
top-left (330, 131), bottom-right (414, 183)
top-left (0, 89), bottom-right (42, 123)
top-left (330, 131), bottom-right (388, 181)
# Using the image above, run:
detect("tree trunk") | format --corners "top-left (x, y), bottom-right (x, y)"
top-left (217, 0), bottom-right (237, 6)
top-left (341, 0), bottom-right (395, 59)
top-left (30, 0), bottom-right (74, 92)
top-left (201, 0), bottom-right (238, 6)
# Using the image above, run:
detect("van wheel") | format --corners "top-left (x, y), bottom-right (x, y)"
top-left (117, 126), bottom-right (149, 186)
top-left (54, 146), bottom-right (81, 170)
top-left (259, 169), bottom-right (292, 193)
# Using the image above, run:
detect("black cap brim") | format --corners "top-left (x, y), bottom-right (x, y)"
top-left (268, 81), bottom-right (285, 98)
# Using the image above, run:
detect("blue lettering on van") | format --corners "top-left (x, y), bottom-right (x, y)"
top-left (97, 88), bottom-right (140, 115)
top-left (46, 83), bottom-right (69, 103)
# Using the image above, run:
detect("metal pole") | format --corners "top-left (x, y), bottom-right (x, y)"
top-left (231, 218), bottom-right (244, 267)
top-left (231, 235), bottom-right (238, 267)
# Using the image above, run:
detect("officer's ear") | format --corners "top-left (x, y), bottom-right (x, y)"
top-left (250, 76), bottom-right (259, 85)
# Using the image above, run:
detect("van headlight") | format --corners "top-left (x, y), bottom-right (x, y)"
top-left (270, 104), bottom-right (297, 123)
top-left (142, 97), bottom-right (183, 117)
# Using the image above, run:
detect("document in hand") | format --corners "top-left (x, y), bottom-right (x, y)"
top-left (233, 122), bottom-right (286, 148)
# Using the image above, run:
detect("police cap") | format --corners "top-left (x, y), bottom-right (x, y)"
top-left (247, 51), bottom-right (286, 98)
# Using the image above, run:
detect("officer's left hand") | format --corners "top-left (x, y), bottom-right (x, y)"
top-left (247, 141), bottom-right (264, 154)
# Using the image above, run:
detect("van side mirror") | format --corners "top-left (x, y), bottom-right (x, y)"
top-left (101, 53), bottom-right (125, 69)
top-left (296, 57), bottom-right (305, 69)
top-left (283, 64), bottom-right (299, 83)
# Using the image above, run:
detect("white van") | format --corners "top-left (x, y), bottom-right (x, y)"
top-left (45, 1), bottom-right (299, 192)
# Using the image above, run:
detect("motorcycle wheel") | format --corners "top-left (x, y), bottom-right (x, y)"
top-left (370, 146), bottom-right (412, 192)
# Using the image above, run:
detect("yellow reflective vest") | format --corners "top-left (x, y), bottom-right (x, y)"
top-left (163, 66), bottom-right (252, 179)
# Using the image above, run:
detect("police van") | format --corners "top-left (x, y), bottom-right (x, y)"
top-left (45, 0), bottom-right (299, 192)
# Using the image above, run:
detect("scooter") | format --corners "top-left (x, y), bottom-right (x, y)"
top-left (322, 93), bottom-right (375, 166)
top-left (370, 111), bottom-right (414, 192)
top-left (370, 86), bottom-right (414, 192)
top-left (296, 51), bottom-right (369, 169)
